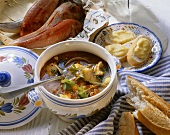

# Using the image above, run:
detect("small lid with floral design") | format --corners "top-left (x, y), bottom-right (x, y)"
top-left (0, 46), bottom-right (41, 129)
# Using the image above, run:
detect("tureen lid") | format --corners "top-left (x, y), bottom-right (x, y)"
top-left (0, 46), bottom-right (41, 129)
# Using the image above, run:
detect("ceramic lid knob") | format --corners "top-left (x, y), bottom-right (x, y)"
top-left (0, 71), bottom-right (11, 87)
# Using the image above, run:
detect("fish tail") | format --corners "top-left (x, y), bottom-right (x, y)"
top-left (0, 32), bottom-right (14, 45)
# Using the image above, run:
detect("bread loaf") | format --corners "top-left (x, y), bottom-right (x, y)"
top-left (117, 112), bottom-right (139, 135)
top-left (127, 35), bottom-right (153, 67)
top-left (126, 76), bottom-right (170, 135)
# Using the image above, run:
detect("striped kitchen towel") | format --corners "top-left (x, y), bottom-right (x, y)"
top-left (58, 55), bottom-right (170, 135)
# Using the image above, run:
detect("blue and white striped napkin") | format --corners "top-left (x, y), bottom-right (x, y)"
top-left (58, 55), bottom-right (170, 135)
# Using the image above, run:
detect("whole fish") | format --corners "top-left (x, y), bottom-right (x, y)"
top-left (42, 2), bottom-right (85, 28)
top-left (0, 1), bottom-right (82, 34)
top-left (14, 2), bottom-right (85, 43)
top-left (9, 19), bottom-right (83, 49)
top-left (20, 0), bottom-right (59, 36)
top-left (0, 32), bottom-right (14, 45)
top-left (59, 0), bottom-right (82, 5)
top-left (0, 20), bottom-right (22, 33)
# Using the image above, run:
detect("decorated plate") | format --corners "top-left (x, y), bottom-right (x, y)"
top-left (94, 22), bottom-right (162, 72)
top-left (0, 46), bottom-right (41, 129)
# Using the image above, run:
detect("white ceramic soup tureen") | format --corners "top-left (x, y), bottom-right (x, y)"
top-left (29, 40), bottom-right (117, 120)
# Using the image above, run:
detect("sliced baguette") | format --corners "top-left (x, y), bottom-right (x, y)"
top-left (105, 41), bottom-right (133, 62)
top-left (127, 35), bottom-right (153, 67)
top-left (109, 30), bottom-right (136, 44)
top-left (105, 43), bottom-right (128, 62)
top-left (133, 103), bottom-right (170, 135)
top-left (105, 30), bottom-right (136, 45)
top-left (126, 76), bottom-right (170, 135)
top-left (117, 112), bottom-right (139, 135)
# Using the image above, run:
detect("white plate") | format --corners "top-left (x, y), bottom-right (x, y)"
top-left (0, 46), bottom-right (41, 129)
top-left (94, 22), bottom-right (163, 72)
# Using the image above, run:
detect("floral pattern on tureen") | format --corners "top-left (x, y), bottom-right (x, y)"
top-left (0, 55), bottom-right (34, 116)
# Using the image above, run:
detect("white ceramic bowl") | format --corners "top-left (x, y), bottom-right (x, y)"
top-left (30, 40), bottom-right (117, 119)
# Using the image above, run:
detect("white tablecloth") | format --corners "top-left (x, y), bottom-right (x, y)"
top-left (0, 0), bottom-right (170, 134)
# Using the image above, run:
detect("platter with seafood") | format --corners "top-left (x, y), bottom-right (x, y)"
top-left (0, 0), bottom-right (85, 49)
top-left (94, 22), bottom-right (163, 72)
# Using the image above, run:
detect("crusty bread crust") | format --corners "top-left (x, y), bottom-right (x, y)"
top-left (117, 112), bottom-right (139, 135)
top-left (126, 76), bottom-right (170, 135)
top-left (127, 35), bottom-right (152, 67)
top-left (134, 103), bottom-right (170, 135)
top-left (126, 76), bottom-right (170, 117)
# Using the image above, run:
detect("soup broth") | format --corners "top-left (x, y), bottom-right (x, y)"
top-left (40, 51), bottom-right (111, 99)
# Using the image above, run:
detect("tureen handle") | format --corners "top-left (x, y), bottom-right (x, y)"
top-left (28, 88), bottom-right (45, 108)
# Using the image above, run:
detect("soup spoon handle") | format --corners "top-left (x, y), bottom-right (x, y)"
top-left (0, 75), bottom-right (64, 99)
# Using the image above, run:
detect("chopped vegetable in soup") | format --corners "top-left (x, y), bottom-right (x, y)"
top-left (40, 51), bottom-right (111, 99)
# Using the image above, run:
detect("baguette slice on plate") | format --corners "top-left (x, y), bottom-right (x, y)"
top-left (126, 76), bottom-right (170, 135)
top-left (127, 35), bottom-right (153, 67)
top-left (117, 112), bottom-right (139, 135)
top-left (105, 40), bottom-right (133, 63)
top-left (104, 30), bottom-right (136, 45)
top-left (105, 43), bottom-right (129, 62)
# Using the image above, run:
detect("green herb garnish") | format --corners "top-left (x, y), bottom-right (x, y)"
top-left (61, 79), bottom-right (75, 91)
top-left (78, 87), bottom-right (88, 98)
top-left (62, 83), bottom-right (72, 90)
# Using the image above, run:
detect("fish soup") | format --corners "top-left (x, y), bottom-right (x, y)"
top-left (40, 51), bottom-right (111, 99)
